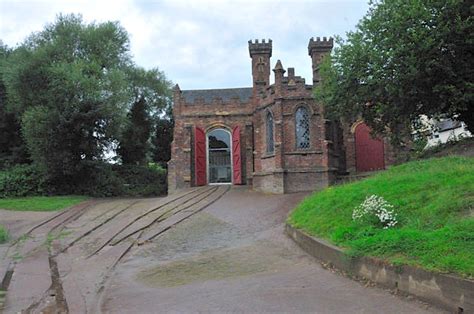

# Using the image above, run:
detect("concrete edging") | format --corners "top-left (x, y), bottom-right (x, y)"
top-left (285, 223), bottom-right (474, 313)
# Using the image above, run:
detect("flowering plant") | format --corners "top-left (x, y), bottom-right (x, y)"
top-left (352, 195), bottom-right (398, 229)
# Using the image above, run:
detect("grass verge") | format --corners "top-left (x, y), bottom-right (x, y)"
top-left (0, 195), bottom-right (88, 212)
top-left (0, 225), bottom-right (8, 244)
top-left (288, 156), bottom-right (474, 278)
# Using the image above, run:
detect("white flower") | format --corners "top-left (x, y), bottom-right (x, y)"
top-left (352, 194), bottom-right (398, 229)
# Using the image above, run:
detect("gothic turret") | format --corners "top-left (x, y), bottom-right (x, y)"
top-left (308, 37), bottom-right (333, 85)
top-left (249, 39), bottom-right (272, 96)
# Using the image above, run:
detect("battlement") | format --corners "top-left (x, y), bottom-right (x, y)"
top-left (248, 39), bottom-right (272, 57)
top-left (308, 36), bottom-right (334, 55)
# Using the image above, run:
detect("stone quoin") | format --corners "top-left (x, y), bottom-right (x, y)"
top-left (168, 38), bottom-right (398, 194)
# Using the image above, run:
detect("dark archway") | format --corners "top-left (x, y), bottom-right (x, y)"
top-left (207, 128), bottom-right (232, 184)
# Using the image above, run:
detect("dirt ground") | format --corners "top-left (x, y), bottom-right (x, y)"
top-left (1, 186), bottom-right (444, 313)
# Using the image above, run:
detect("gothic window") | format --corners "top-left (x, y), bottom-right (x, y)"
top-left (295, 106), bottom-right (310, 149)
top-left (266, 112), bottom-right (274, 153)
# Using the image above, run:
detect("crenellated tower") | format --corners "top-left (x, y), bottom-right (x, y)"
top-left (308, 37), bottom-right (333, 85)
top-left (248, 39), bottom-right (272, 97)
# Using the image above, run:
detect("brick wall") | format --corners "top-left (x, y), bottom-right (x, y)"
top-left (168, 38), bottom-right (404, 195)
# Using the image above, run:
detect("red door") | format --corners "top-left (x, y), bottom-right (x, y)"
top-left (232, 126), bottom-right (242, 184)
top-left (355, 123), bottom-right (385, 172)
top-left (194, 126), bottom-right (207, 186)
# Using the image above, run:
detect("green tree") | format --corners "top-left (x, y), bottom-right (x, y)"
top-left (3, 14), bottom-right (131, 184)
top-left (118, 97), bottom-right (152, 165)
top-left (316, 0), bottom-right (473, 144)
top-left (117, 66), bottom-right (172, 165)
top-left (0, 42), bottom-right (29, 168)
top-left (152, 116), bottom-right (174, 166)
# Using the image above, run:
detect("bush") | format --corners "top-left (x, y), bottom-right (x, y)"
top-left (72, 162), bottom-right (167, 197)
top-left (0, 162), bottom-right (167, 198)
top-left (0, 164), bottom-right (46, 197)
top-left (113, 164), bottom-right (167, 197)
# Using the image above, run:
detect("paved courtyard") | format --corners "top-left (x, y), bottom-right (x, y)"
top-left (1, 187), bottom-right (443, 313)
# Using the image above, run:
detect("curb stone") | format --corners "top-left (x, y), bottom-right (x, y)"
top-left (286, 223), bottom-right (474, 313)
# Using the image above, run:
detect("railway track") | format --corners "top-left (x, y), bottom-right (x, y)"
top-left (1, 186), bottom-right (229, 313)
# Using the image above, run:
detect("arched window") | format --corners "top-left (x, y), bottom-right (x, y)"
top-left (266, 112), bottom-right (274, 153)
top-left (295, 106), bottom-right (310, 149)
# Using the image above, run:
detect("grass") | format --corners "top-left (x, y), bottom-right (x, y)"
top-left (0, 195), bottom-right (88, 212)
top-left (0, 225), bottom-right (8, 244)
top-left (288, 156), bottom-right (474, 278)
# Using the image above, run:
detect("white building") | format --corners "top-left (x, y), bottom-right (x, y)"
top-left (425, 119), bottom-right (472, 148)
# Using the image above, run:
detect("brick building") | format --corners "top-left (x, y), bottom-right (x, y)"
top-left (168, 37), bottom-right (397, 194)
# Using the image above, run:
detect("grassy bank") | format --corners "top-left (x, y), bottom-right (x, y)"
top-left (0, 196), bottom-right (88, 212)
top-left (288, 156), bottom-right (474, 278)
top-left (0, 226), bottom-right (8, 244)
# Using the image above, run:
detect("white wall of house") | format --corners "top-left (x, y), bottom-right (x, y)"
top-left (426, 121), bottom-right (472, 148)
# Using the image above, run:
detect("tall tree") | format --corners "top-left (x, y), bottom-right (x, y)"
top-left (0, 42), bottom-right (29, 168)
top-left (152, 116), bottom-right (173, 166)
top-left (316, 0), bottom-right (473, 144)
top-left (3, 14), bottom-right (131, 182)
top-left (117, 66), bottom-right (172, 165)
top-left (118, 97), bottom-right (152, 165)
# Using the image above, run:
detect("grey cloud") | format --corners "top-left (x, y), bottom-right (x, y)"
top-left (0, 0), bottom-right (369, 89)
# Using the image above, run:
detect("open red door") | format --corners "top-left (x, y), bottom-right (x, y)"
top-left (232, 126), bottom-right (242, 184)
top-left (194, 126), bottom-right (207, 186)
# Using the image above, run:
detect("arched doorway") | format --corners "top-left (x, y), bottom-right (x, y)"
top-left (355, 123), bottom-right (385, 172)
top-left (207, 129), bottom-right (232, 184)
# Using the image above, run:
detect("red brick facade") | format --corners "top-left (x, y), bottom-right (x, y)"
top-left (168, 38), bottom-right (399, 194)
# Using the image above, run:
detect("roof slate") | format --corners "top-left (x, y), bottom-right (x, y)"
top-left (182, 87), bottom-right (253, 103)
top-left (436, 119), bottom-right (462, 132)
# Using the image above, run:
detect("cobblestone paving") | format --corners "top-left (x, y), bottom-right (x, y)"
top-left (102, 187), bottom-right (444, 313)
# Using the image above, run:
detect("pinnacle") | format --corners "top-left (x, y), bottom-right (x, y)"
top-left (273, 59), bottom-right (285, 72)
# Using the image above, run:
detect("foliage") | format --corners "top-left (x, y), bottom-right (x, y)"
top-left (117, 66), bottom-right (172, 165)
top-left (0, 164), bottom-right (46, 197)
top-left (288, 156), bottom-right (474, 277)
top-left (73, 162), bottom-right (167, 197)
top-left (0, 162), bottom-right (167, 198)
top-left (411, 136), bottom-right (428, 158)
top-left (0, 43), bottom-right (29, 168)
top-left (2, 14), bottom-right (131, 185)
top-left (0, 195), bottom-right (88, 211)
top-left (352, 194), bottom-right (397, 229)
top-left (152, 116), bottom-right (174, 166)
top-left (315, 0), bottom-right (474, 144)
top-left (113, 163), bottom-right (167, 197)
top-left (1, 14), bottom-right (171, 192)
top-left (118, 97), bottom-right (152, 165)
top-left (0, 225), bottom-right (8, 244)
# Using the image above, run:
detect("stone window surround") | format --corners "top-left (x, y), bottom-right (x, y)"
top-left (266, 110), bottom-right (275, 154)
top-left (295, 105), bottom-right (311, 150)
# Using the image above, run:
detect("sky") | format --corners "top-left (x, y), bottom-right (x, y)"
top-left (0, 0), bottom-right (370, 90)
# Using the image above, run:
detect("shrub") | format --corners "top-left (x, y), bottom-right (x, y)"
top-left (74, 161), bottom-right (125, 197)
top-left (0, 161), bottom-right (167, 198)
top-left (113, 164), bottom-right (167, 197)
top-left (0, 164), bottom-right (46, 197)
top-left (73, 162), bottom-right (167, 197)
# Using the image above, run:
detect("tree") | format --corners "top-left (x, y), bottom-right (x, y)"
top-left (117, 97), bottom-right (152, 165)
top-left (316, 0), bottom-right (473, 144)
top-left (3, 14), bottom-right (131, 183)
top-left (0, 43), bottom-right (29, 168)
top-left (152, 116), bottom-right (174, 166)
top-left (117, 66), bottom-right (172, 165)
